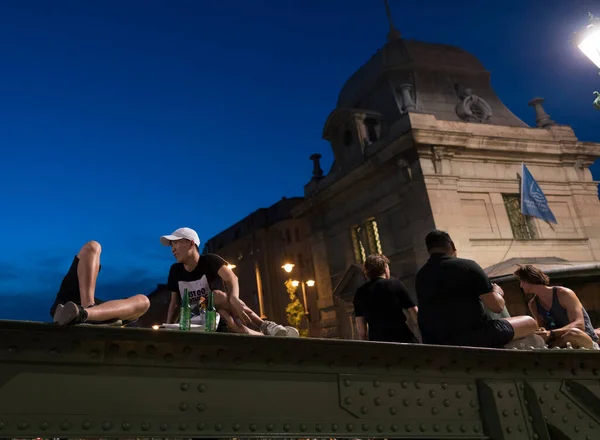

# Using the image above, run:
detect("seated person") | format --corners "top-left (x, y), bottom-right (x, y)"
top-left (514, 264), bottom-right (599, 349)
top-left (50, 241), bottom-right (150, 325)
top-left (161, 227), bottom-right (298, 337)
top-left (415, 230), bottom-right (537, 348)
top-left (353, 254), bottom-right (419, 343)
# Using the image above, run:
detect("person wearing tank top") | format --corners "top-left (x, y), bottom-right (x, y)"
top-left (514, 265), bottom-right (599, 350)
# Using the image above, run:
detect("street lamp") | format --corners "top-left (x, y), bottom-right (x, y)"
top-left (282, 263), bottom-right (295, 273)
top-left (574, 13), bottom-right (600, 109)
top-left (291, 279), bottom-right (315, 320)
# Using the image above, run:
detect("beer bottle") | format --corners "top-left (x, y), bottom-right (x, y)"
top-left (205, 289), bottom-right (217, 332)
top-left (179, 288), bottom-right (191, 331)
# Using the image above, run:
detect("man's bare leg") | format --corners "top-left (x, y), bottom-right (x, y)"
top-left (553, 328), bottom-right (595, 349)
top-left (504, 316), bottom-right (538, 340)
top-left (219, 309), bottom-right (262, 336)
top-left (77, 241), bottom-right (102, 307)
top-left (55, 295), bottom-right (150, 325)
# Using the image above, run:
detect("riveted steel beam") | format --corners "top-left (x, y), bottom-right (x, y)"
top-left (0, 320), bottom-right (598, 439)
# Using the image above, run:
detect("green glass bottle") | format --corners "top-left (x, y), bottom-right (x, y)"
top-left (179, 288), bottom-right (191, 331)
top-left (205, 289), bottom-right (217, 332)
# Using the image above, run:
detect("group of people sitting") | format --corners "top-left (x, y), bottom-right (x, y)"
top-left (353, 230), bottom-right (600, 350)
top-left (50, 227), bottom-right (299, 337)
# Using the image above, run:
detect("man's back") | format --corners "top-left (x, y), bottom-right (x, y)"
top-left (415, 254), bottom-right (492, 345)
top-left (353, 278), bottom-right (416, 343)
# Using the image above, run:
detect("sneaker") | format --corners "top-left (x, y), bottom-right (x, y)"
top-left (260, 320), bottom-right (288, 337)
top-left (53, 302), bottom-right (88, 326)
top-left (284, 326), bottom-right (300, 338)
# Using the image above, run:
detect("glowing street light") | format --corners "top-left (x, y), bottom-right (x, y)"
top-left (291, 280), bottom-right (300, 287)
top-left (282, 263), bottom-right (295, 273)
top-left (574, 13), bottom-right (600, 109)
top-left (306, 279), bottom-right (315, 287)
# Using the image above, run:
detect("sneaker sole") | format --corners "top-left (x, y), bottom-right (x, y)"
top-left (284, 326), bottom-right (300, 338)
top-left (54, 302), bottom-right (80, 326)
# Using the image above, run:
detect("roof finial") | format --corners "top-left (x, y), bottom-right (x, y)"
top-left (384, 0), bottom-right (401, 41)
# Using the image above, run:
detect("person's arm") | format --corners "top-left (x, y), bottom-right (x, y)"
top-left (166, 292), bottom-right (180, 324)
top-left (480, 283), bottom-right (506, 313)
top-left (355, 316), bottom-right (368, 340)
top-left (527, 299), bottom-right (544, 328)
top-left (466, 260), bottom-right (505, 313)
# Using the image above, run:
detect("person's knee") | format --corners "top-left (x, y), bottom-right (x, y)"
top-left (134, 294), bottom-right (150, 313)
top-left (79, 241), bottom-right (102, 257)
top-left (521, 316), bottom-right (538, 331)
top-left (564, 328), bottom-right (586, 339)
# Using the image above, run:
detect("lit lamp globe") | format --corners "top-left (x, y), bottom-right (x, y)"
top-left (282, 263), bottom-right (295, 273)
top-left (575, 13), bottom-right (600, 109)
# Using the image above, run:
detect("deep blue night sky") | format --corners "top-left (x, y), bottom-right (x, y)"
top-left (0, 0), bottom-right (598, 322)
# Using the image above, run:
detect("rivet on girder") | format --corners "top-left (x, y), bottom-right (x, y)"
top-left (509, 389), bottom-right (515, 397)
top-left (474, 425), bottom-right (480, 433)
top-left (180, 382), bottom-right (189, 391)
top-left (415, 381), bottom-right (422, 389)
top-left (179, 402), bottom-right (188, 411)
top-left (417, 398), bottom-right (423, 406)
top-left (109, 343), bottom-right (119, 353)
top-left (199, 355), bottom-right (208, 363)
top-left (373, 380), bottom-right (380, 388)
top-left (267, 359), bottom-right (275, 366)
top-left (160, 423), bottom-right (168, 431)
top-left (590, 422), bottom-right (595, 429)
top-left (198, 384), bottom-right (207, 392)
top-left (506, 427), bottom-right (512, 434)
top-left (0, 421), bottom-right (4, 430)
top-left (441, 382), bottom-right (448, 390)
top-left (420, 424), bottom-right (427, 432)
top-left (390, 407), bottom-right (397, 415)
top-left (376, 424), bottom-right (383, 432)
top-left (443, 399), bottom-right (450, 407)
top-left (551, 406), bottom-right (556, 413)
top-left (197, 422), bottom-right (205, 431)
top-left (460, 425), bottom-right (468, 433)
top-left (102, 421), bottom-right (112, 431)
top-left (433, 424), bottom-right (440, 432)
top-left (502, 411), bottom-right (509, 418)
top-left (182, 346), bottom-right (192, 356)
top-left (403, 399), bottom-right (410, 407)
top-left (514, 409), bottom-right (520, 416)
top-left (267, 424), bottom-right (274, 431)
top-left (470, 400), bottom-right (477, 408)
top-left (455, 391), bottom-right (462, 398)
top-left (197, 403), bottom-right (206, 412)
top-left (122, 422), bottom-right (131, 431)
top-left (49, 347), bottom-right (59, 355)
top-left (519, 383), bottom-right (525, 390)
top-left (315, 423), bottom-right (323, 432)
top-left (554, 393), bottom-right (560, 400)
top-left (533, 433), bottom-right (539, 439)
top-left (563, 416), bottom-right (568, 423)
top-left (405, 424), bottom-right (412, 432)
top-left (566, 402), bottom-right (572, 409)
top-left (574, 426), bottom-right (580, 433)
top-left (359, 387), bottom-right (367, 395)
top-left (284, 423), bottom-right (291, 432)
top-left (539, 397), bottom-right (545, 404)
top-left (413, 365), bottom-right (420, 373)
top-left (497, 391), bottom-right (504, 398)
top-left (577, 412), bottom-right (584, 419)
top-left (60, 421), bottom-right (70, 431)
top-left (127, 351), bottom-right (137, 359)
top-left (232, 423), bottom-right (240, 431)
top-left (40, 421), bottom-right (50, 430)
top-left (300, 423), bottom-right (307, 432)
top-left (164, 353), bottom-right (174, 362)
top-left (458, 408), bottom-right (464, 416)
top-left (374, 397), bottom-right (382, 406)
top-left (543, 383), bottom-right (549, 390)
top-left (215, 423), bottom-right (223, 431)
top-left (344, 397), bottom-right (352, 405)
top-left (8, 345), bottom-right (18, 353)
top-left (518, 425), bottom-right (524, 432)
top-left (346, 423), bottom-right (354, 432)
top-left (331, 424), bottom-right (338, 432)
top-left (141, 422), bottom-right (150, 431)
top-left (467, 383), bottom-right (474, 391)
top-left (90, 350), bottom-right (99, 358)
top-left (249, 423), bottom-right (257, 432)
top-left (179, 422), bottom-right (188, 431)
top-left (401, 380), bottom-right (408, 388)
top-left (432, 407), bottom-right (439, 415)
top-left (17, 422), bottom-right (28, 430)
top-left (429, 390), bottom-right (436, 398)
top-left (343, 379), bottom-right (351, 387)
top-left (391, 424), bottom-right (398, 432)
top-left (388, 388), bottom-right (396, 397)
top-left (447, 424), bottom-right (453, 432)
top-left (361, 406), bottom-right (368, 414)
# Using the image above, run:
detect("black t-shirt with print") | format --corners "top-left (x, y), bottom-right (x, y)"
top-left (353, 278), bottom-right (417, 343)
top-left (415, 253), bottom-right (493, 345)
top-left (167, 253), bottom-right (226, 320)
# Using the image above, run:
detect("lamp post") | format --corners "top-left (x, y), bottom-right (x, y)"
top-left (282, 262), bottom-right (315, 320)
top-left (574, 13), bottom-right (600, 109)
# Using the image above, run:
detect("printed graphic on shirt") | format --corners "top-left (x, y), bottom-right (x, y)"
top-left (178, 275), bottom-right (211, 317)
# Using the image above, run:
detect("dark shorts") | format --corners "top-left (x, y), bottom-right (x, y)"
top-left (452, 319), bottom-right (515, 348)
top-left (49, 256), bottom-right (104, 317)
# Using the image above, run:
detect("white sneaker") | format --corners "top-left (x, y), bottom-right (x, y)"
top-left (260, 320), bottom-right (288, 337)
top-left (284, 326), bottom-right (300, 338)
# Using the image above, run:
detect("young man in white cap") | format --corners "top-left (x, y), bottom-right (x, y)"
top-left (161, 227), bottom-right (299, 337)
top-left (50, 241), bottom-right (151, 326)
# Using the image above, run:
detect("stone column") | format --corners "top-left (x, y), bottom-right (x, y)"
top-left (528, 97), bottom-right (555, 128)
top-left (310, 153), bottom-right (324, 180)
top-left (399, 83), bottom-right (416, 112)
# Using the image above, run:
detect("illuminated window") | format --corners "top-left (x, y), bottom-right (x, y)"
top-left (351, 225), bottom-right (366, 264)
top-left (365, 218), bottom-right (383, 254)
top-left (503, 194), bottom-right (537, 240)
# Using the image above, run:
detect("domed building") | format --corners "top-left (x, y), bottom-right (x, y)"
top-left (295, 17), bottom-right (600, 338)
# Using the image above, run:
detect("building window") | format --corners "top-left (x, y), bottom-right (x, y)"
top-left (294, 227), bottom-right (300, 242)
top-left (365, 218), bottom-right (383, 254)
top-left (364, 118), bottom-right (379, 143)
top-left (351, 225), bottom-right (367, 264)
top-left (297, 253), bottom-right (304, 268)
top-left (503, 194), bottom-right (537, 240)
top-left (285, 229), bottom-right (292, 243)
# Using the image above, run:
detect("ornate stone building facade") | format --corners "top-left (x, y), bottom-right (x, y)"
top-left (294, 28), bottom-right (600, 338)
top-left (203, 197), bottom-right (317, 334)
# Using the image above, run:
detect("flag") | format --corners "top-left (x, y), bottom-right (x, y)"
top-left (520, 163), bottom-right (557, 224)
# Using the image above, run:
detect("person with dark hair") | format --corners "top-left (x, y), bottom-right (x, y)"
top-left (352, 254), bottom-right (419, 343)
top-left (415, 230), bottom-right (538, 348)
top-left (514, 264), bottom-right (599, 349)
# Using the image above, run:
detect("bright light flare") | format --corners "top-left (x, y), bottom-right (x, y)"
top-left (282, 263), bottom-right (295, 273)
top-left (306, 280), bottom-right (315, 287)
top-left (578, 29), bottom-right (600, 69)
top-left (291, 280), bottom-right (300, 287)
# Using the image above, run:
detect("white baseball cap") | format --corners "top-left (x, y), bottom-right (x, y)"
top-left (160, 227), bottom-right (200, 247)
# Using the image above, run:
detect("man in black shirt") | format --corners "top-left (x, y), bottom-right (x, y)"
top-left (162, 227), bottom-right (298, 337)
top-left (415, 230), bottom-right (537, 348)
top-left (50, 241), bottom-right (151, 325)
top-left (353, 254), bottom-right (418, 343)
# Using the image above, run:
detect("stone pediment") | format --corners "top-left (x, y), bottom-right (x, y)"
top-left (332, 263), bottom-right (367, 303)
